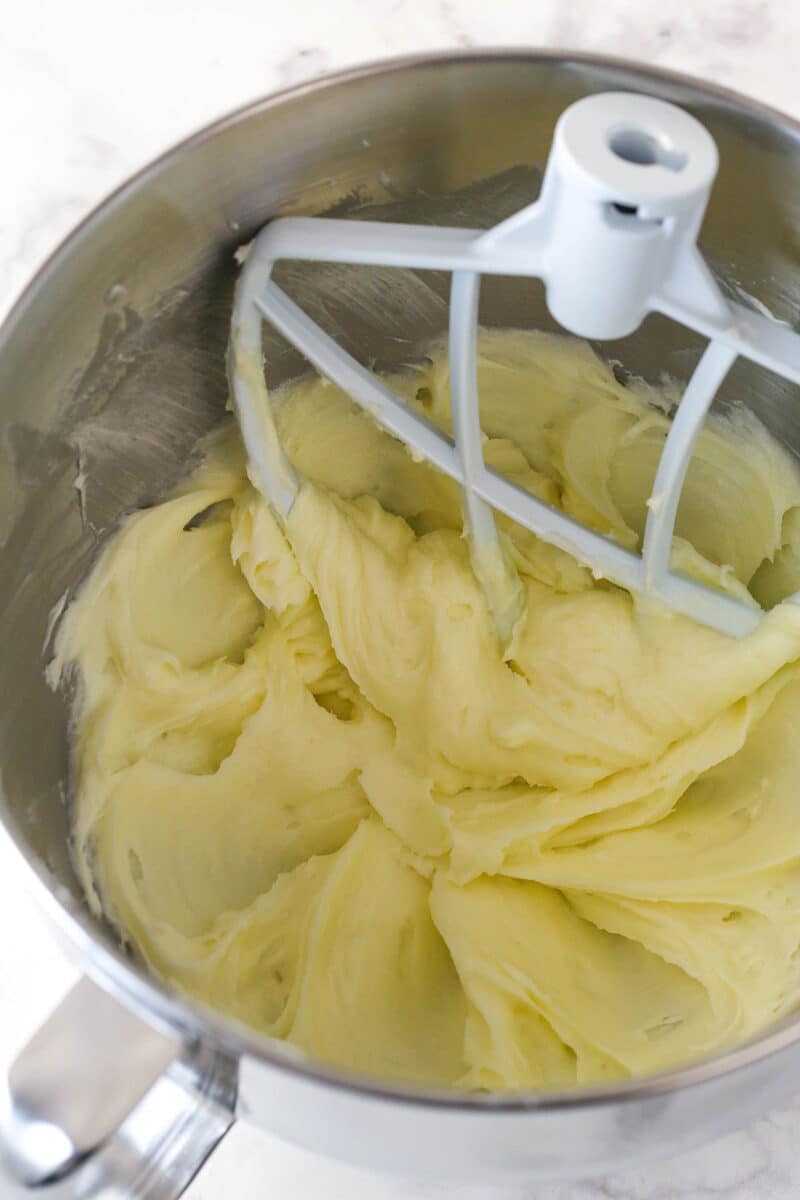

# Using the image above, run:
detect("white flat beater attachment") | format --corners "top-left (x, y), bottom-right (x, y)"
top-left (230, 92), bottom-right (800, 638)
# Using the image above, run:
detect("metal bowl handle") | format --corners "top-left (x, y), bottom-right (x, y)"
top-left (0, 977), bottom-right (235, 1197)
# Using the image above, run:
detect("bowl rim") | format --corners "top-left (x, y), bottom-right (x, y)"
top-left (3, 45), bottom-right (800, 1113)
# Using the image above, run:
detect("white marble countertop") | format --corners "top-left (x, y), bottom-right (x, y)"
top-left (3, 1), bottom-right (800, 1196)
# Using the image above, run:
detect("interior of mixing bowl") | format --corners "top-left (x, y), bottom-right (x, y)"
top-left (2, 51), bottom-right (800, 1083)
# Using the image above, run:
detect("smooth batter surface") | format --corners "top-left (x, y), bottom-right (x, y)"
top-left (53, 330), bottom-right (800, 1089)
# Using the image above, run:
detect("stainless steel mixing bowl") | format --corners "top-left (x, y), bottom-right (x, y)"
top-left (2, 51), bottom-right (800, 1199)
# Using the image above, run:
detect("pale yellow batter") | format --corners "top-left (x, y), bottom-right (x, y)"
top-left (53, 330), bottom-right (800, 1089)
